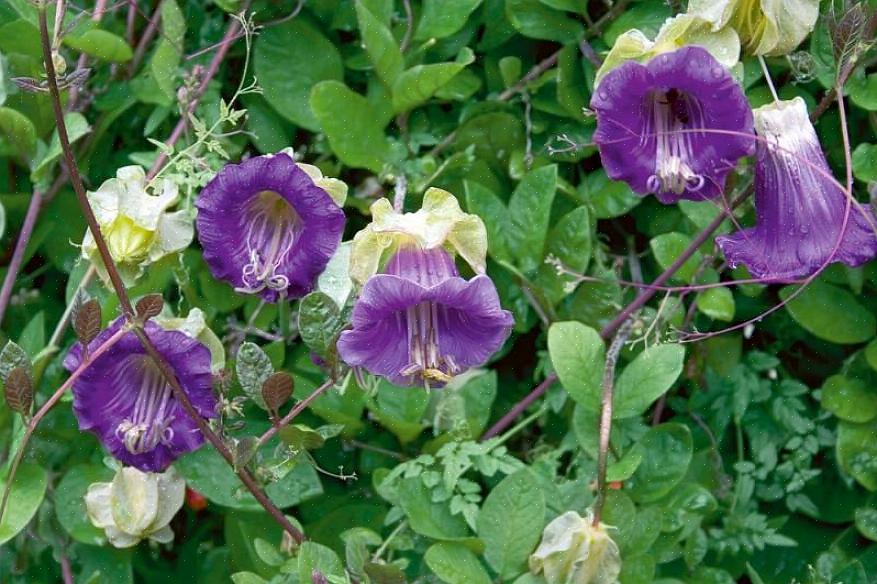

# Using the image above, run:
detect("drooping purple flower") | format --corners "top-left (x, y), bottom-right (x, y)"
top-left (591, 46), bottom-right (754, 204)
top-left (717, 97), bottom-right (877, 280)
top-left (337, 247), bottom-right (514, 388)
top-left (195, 152), bottom-right (346, 302)
top-left (64, 318), bottom-right (217, 472)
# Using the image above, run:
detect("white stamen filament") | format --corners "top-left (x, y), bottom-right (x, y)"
top-left (400, 301), bottom-right (458, 386)
top-left (115, 358), bottom-right (175, 454)
top-left (237, 191), bottom-right (300, 294)
top-left (646, 90), bottom-right (706, 196)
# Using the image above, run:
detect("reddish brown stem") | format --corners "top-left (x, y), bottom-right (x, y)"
top-left (38, 4), bottom-right (304, 544)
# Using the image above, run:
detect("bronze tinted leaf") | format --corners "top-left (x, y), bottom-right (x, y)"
top-left (73, 298), bottom-right (102, 346)
top-left (135, 294), bottom-right (164, 321)
top-left (261, 372), bottom-right (294, 411)
top-left (4, 366), bottom-right (33, 416)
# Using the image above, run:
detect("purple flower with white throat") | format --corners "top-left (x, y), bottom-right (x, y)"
top-left (717, 97), bottom-right (877, 280)
top-left (337, 189), bottom-right (513, 388)
top-left (64, 317), bottom-right (217, 472)
top-left (195, 152), bottom-right (346, 302)
top-left (337, 247), bottom-right (513, 388)
top-left (591, 46), bottom-right (754, 204)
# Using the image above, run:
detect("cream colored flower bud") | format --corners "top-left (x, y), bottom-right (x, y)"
top-left (529, 511), bottom-right (622, 584)
top-left (81, 166), bottom-right (193, 285)
top-left (85, 466), bottom-right (185, 548)
top-left (688, 0), bottom-right (819, 56)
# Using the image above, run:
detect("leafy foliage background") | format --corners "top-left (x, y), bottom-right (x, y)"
top-left (1, 0), bottom-right (877, 582)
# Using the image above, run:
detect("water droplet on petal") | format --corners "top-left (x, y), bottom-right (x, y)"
top-left (712, 67), bottom-right (724, 79)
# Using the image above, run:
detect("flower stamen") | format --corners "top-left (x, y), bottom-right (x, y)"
top-left (401, 301), bottom-right (456, 387)
top-left (115, 358), bottom-right (176, 455)
top-left (646, 89), bottom-right (706, 196)
top-left (237, 191), bottom-right (300, 294)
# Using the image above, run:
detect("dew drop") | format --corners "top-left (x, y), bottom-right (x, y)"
top-left (711, 67), bottom-right (724, 79)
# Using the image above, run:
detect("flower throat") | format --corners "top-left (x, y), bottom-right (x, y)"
top-left (238, 190), bottom-right (301, 294)
top-left (114, 356), bottom-right (175, 455)
top-left (646, 88), bottom-right (706, 196)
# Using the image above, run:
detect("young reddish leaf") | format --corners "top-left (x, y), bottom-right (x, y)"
top-left (135, 294), bottom-right (164, 321)
top-left (261, 371), bottom-right (294, 413)
top-left (4, 366), bottom-right (33, 417)
top-left (73, 298), bottom-right (102, 346)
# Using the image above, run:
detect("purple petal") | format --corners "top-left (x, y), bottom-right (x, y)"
top-left (429, 275), bottom-right (515, 371)
top-left (195, 154), bottom-right (345, 302)
top-left (717, 98), bottom-right (877, 280)
top-left (64, 318), bottom-right (216, 472)
top-left (592, 46), bottom-right (754, 204)
top-left (337, 266), bottom-right (513, 387)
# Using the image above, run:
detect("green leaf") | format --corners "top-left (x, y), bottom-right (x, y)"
top-left (453, 112), bottom-right (524, 169)
top-left (852, 143), bottom-right (877, 183)
top-left (697, 287), bottom-right (735, 322)
top-left (478, 469), bottom-right (545, 578)
top-left (31, 112), bottom-right (90, 182)
top-left (0, 462), bottom-right (47, 544)
top-left (55, 463), bottom-right (114, 545)
top-left (548, 321), bottom-right (604, 411)
top-left (508, 165), bottom-right (558, 273)
top-left (298, 541), bottom-right (345, 582)
top-left (255, 20), bottom-right (343, 131)
top-left (298, 291), bottom-right (344, 358)
top-left (614, 343), bottom-right (685, 419)
top-left (855, 507), bottom-right (877, 541)
top-left (822, 375), bottom-right (877, 423)
top-left (425, 542), bottom-right (492, 584)
top-left (650, 232), bottom-right (702, 283)
top-left (310, 81), bottom-right (393, 172)
top-left (63, 29), bottom-right (132, 62)
top-left (536, 206), bottom-right (592, 304)
top-left (627, 423), bottom-right (693, 503)
top-left (371, 379), bottom-right (429, 443)
top-left (176, 445), bottom-right (323, 510)
top-left (148, 0), bottom-right (184, 101)
top-left (242, 94), bottom-right (294, 154)
top-left (464, 181), bottom-right (513, 263)
top-left (355, 0), bottom-right (404, 88)
top-left (415, 0), bottom-right (483, 40)
top-left (235, 342), bottom-right (273, 410)
top-left (391, 48), bottom-right (474, 113)
top-left (74, 544), bottom-right (134, 584)
top-left (837, 420), bottom-right (877, 491)
top-left (780, 280), bottom-right (877, 344)
top-left (583, 170), bottom-right (641, 219)
top-left (396, 477), bottom-right (469, 539)
top-left (231, 573), bottom-right (267, 584)
top-left (225, 511), bottom-right (285, 579)
top-left (556, 43), bottom-right (588, 118)
top-left (0, 107), bottom-right (36, 163)
top-left (505, 0), bottom-right (584, 42)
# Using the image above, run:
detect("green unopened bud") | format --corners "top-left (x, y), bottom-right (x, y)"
top-left (85, 466), bottom-right (185, 548)
top-left (529, 511), bottom-right (621, 584)
top-left (81, 166), bottom-right (193, 286)
top-left (349, 187), bottom-right (487, 285)
top-left (688, 0), bottom-right (819, 56)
